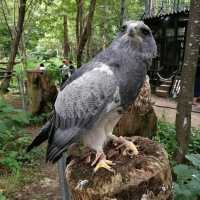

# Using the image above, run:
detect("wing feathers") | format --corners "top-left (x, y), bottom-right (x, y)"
top-left (27, 121), bottom-right (51, 152)
top-left (29, 68), bottom-right (119, 163)
top-left (46, 127), bottom-right (80, 163)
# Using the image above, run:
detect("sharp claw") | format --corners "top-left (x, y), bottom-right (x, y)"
top-left (123, 142), bottom-right (139, 156)
top-left (115, 136), bottom-right (139, 156)
top-left (116, 143), bottom-right (124, 150)
top-left (94, 159), bottom-right (115, 173)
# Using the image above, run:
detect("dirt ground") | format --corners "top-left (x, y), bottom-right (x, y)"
top-left (152, 95), bottom-right (200, 128)
top-left (10, 164), bottom-right (60, 200)
top-left (5, 126), bottom-right (61, 200)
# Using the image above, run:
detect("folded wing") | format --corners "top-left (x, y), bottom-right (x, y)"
top-left (46, 67), bottom-right (118, 162)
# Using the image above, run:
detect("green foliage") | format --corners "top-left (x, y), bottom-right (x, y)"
top-left (154, 121), bottom-right (200, 157)
top-left (173, 154), bottom-right (200, 200)
top-left (0, 192), bottom-right (6, 200)
top-left (0, 24), bottom-right (11, 57)
top-left (189, 128), bottom-right (200, 154)
top-left (154, 121), bottom-right (177, 157)
top-left (30, 49), bottom-right (58, 61)
top-left (0, 98), bottom-right (44, 174)
top-left (29, 112), bottom-right (50, 125)
top-left (155, 121), bottom-right (200, 200)
top-left (0, 99), bottom-right (30, 132)
top-left (186, 154), bottom-right (200, 167)
top-left (45, 58), bottom-right (61, 83)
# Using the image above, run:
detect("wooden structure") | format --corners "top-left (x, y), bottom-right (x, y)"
top-left (142, 0), bottom-right (196, 97)
top-left (144, 0), bottom-right (190, 19)
top-left (144, 9), bottom-right (190, 82)
top-left (26, 69), bottom-right (57, 114)
top-left (0, 61), bottom-right (20, 79)
top-left (66, 136), bottom-right (172, 200)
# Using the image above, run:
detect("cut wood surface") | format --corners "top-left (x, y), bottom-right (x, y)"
top-left (66, 136), bottom-right (172, 200)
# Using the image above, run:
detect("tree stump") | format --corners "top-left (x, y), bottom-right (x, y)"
top-left (26, 69), bottom-right (57, 114)
top-left (114, 77), bottom-right (157, 139)
top-left (114, 104), bottom-right (157, 139)
top-left (66, 136), bottom-right (172, 200)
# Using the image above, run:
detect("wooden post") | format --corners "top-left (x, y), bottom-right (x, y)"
top-left (66, 136), bottom-right (172, 200)
top-left (26, 69), bottom-right (57, 115)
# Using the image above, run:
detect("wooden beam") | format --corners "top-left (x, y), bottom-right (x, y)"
top-left (0, 61), bottom-right (20, 65)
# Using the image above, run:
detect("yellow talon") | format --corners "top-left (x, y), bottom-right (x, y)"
top-left (94, 159), bottom-right (115, 173)
top-left (122, 141), bottom-right (138, 156)
top-left (117, 136), bottom-right (139, 156)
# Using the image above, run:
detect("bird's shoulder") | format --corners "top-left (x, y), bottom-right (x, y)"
top-left (55, 63), bottom-right (119, 126)
top-left (60, 62), bottom-right (117, 95)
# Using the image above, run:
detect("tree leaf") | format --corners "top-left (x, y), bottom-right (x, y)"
top-left (186, 154), bottom-right (200, 168)
top-left (173, 164), bottom-right (195, 180)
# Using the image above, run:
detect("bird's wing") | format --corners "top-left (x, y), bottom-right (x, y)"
top-left (47, 65), bottom-right (119, 162)
top-left (60, 63), bottom-right (92, 90)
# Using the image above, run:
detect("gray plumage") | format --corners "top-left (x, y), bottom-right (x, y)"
top-left (27, 21), bottom-right (157, 163)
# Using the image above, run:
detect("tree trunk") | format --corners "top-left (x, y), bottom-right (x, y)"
top-left (76, 0), bottom-right (97, 67)
top-left (175, 0), bottom-right (200, 163)
top-left (76, 0), bottom-right (83, 45)
top-left (149, 0), bottom-right (155, 16)
top-left (66, 136), bottom-right (172, 200)
top-left (120, 0), bottom-right (125, 26)
top-left (0, 0), bottom-right (26, 93)
top-left (18, 33), bottom-right (28, 110)
top-left (63, 15), bottom-right (70, 59)
top-left (86, 29), bottom-right (91, 60)
top-left (144, 0), bottom-right (148, 16)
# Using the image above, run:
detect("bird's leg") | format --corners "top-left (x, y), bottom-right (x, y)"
top-left (110, 135), bottom-right (139, 156)
top-left (91, 151), bottom-right (115, 173)
top-left (85, 153), bottom-right (91, 163)
top-left (81, 150), bottom-right (92, 163)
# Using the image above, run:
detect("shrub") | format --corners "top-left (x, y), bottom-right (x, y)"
top-left (154, 121), bottom-right (200, 200)
top-left (0, 192), bottom-right (6, 200)
top-left (173, 154), bottom-right (200, 200)
top-left (154, 121), bottom-right (200, 157)
top-left (0, 98), bottom-right (44, 174)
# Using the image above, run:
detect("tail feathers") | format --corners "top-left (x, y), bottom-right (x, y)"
top-left (46, 127), bottom-right (80, 163)
top-left (27, 121), bottom-right (51, 152)
top-left (46, 145), bottom-right (67, 163)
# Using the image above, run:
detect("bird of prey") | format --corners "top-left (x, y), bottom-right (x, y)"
top-left (27, 21), bottom-right (157, 172)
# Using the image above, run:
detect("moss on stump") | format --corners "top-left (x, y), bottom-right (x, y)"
top-left (66, 136), bottom-right (172, 200)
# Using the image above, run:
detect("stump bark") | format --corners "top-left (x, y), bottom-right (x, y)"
top-left (114, 104), bottom-right (157, 139)
top-left (66, 136), bottom-right (172, 200)
top-left (114, 77), bottom-right (157, 139)
top-left (26, 69), bottom-right (57, 114)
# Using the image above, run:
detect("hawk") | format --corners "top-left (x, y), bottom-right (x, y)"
top-left (27, 21), bottom-right (157, 172)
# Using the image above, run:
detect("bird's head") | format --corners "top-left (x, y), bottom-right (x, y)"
top-left (116, 21), bottom-right (157, 59)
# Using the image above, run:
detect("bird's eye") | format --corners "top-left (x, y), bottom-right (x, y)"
top-left (121, 25), bottom-right (127, 32)
top-left (141, 28), bottom-right (150, 36)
